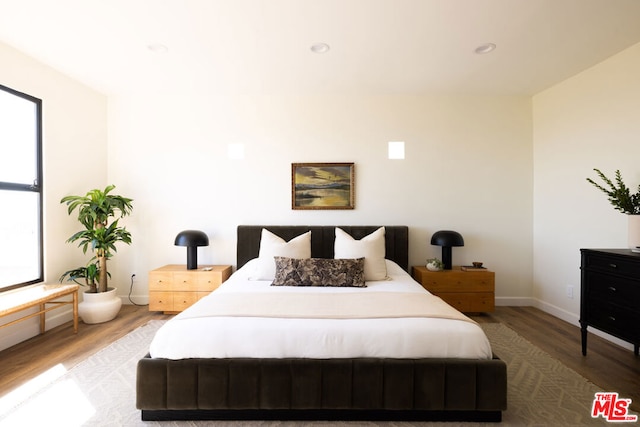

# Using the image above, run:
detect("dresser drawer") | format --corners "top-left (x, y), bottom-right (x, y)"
top-left (586, 272), bottom-right (640, 306)
top-left (586, 300), bottom-right (640, 341)
top-left (584, 252), bottom-right (640, 277)
top-left (580, 249), bottom-right (640, 355)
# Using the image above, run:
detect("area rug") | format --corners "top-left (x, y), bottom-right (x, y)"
top-left (0, 321), bottom-right (632, 426)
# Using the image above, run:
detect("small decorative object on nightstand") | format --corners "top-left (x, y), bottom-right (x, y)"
top-left (426, 258), bottom-right (444, 271)
top-left (149, 264), bottom-right (232, 313)
top-left (412, 265), bottom-right (495, 313)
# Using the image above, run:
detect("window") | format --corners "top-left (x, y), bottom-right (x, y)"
top-left (0, 84), bottom-right (43, 291)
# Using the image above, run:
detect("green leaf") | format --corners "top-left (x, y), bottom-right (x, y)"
top-left (587, 169), bottom-right (640, 214)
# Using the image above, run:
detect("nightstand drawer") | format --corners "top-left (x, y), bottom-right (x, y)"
top-left (149, 291), bottom-right (173, 311)
top-left (438, 292), bottom-right (495, 313)
top-left (148, 265), bottom-right (232, 313)
top-left (172, 291), bottom-right (200, 311)
top-left (411, 266), bottom-right (495, 313)
top-left (194, 271), bottom-right (226, 291)
top-left (421, 275), bottom-right (494, 293)
top-left (148, 271), bottom-right (174, 291)
top-left (173, 272), bottom-right (198, 290)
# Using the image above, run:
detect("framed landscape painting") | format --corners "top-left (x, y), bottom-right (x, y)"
top-left (292, 163), bottom-right (354, 210)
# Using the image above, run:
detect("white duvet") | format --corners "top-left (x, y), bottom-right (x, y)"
top-left (149, 259), bottom-right (493, 360)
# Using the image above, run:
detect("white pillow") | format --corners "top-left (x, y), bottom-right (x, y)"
top-left (249, 229), bottom-right (312, 280)
top-left (334, 226), bottom-right (387, 281)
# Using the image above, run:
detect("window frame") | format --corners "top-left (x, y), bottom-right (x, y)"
top-left (0, 83), bottom-right (43, 292)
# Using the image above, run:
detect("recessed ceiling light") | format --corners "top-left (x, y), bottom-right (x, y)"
top-left (147, 43), bottom-right (168, 54)
top-left (310, 43), bottom-right (330, 54)
top-left (474, 43), bottom-right (496, 54)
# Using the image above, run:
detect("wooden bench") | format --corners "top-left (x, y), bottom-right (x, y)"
top-left (0, 284), bottom-right (79, 334)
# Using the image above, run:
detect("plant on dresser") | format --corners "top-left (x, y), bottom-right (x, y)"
top-left (148, 265), bottom-right (232, 313)
top-left (587, 168), bottom-right (640, 252)
top-left (586, 169), bottom-right (640, 214)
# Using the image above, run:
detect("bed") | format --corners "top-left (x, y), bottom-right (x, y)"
top-left (136, 225), bottom-right (507, 422)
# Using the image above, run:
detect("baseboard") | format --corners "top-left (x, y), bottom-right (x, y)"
top-left (532, 298), bottom-right (635, 352)
top-left (119, 295), bottom-right (149, 306)
top-left (496, 297), bottom-right (635, 352)
top-left (495, 296), bottom-right (534, 306)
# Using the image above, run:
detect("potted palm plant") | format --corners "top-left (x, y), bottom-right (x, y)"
top-left (587, 168), bottom-right (640, 252)
top-left (59, 261), bottom-right (103, 293)
top-left (60, 185), bottom-right (133, 323)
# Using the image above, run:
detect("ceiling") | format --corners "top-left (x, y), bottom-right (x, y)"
top-left (2, 0), bottom-right (640, 97)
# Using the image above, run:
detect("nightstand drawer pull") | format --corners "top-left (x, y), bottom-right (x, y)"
top-left (608, 316), bottom-right (616, 322)
top-left (608, 263), bottom-right (617, 268)
top-left (607, 286), bottom-right (617, 292)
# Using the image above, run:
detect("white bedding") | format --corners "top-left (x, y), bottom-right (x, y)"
top-left (149, 259), bottom-right (493, 360)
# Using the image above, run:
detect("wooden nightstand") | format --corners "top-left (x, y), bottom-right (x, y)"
top-left (411, 266), bottom-right (495, 313)
top-left (149, 264), bottom-right (232, 314)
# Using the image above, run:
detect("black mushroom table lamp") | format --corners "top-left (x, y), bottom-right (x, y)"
top-left (430, 230), bottom-right (464, 270)
top-left (175, 230), bottom-right (209, 270)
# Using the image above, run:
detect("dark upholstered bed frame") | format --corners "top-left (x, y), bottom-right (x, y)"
top-left (137, 225), bottom-right (507, 422)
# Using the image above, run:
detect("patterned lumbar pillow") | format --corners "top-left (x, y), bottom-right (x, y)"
top-left (271, 257), bottom-right (366, 287)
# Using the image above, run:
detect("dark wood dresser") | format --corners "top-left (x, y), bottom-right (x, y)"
top-left (580, 249), bottom-right (640, 356)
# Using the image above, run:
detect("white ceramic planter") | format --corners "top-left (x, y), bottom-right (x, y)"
top-left (78, 287), bottom-right (122, 324)
top-left (426, 262), bottom-right (442, 271)
top-left (629, 215), bottom-right (640, 253)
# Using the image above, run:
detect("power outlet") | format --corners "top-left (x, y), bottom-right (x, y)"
top-left (566, 285), bottom-right (574, 299)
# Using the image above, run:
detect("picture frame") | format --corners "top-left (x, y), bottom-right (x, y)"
top-left (291, 162), bottom-right (355, 210)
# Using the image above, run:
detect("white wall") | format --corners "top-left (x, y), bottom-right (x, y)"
top-left (1, 41), bottom-right (535, 351)
top-left (532, 41), bottom-right (640, 349)
top-left (3, 35), bottom-right (639, 353)
top-left (108, 91), bottom-right (533, 304)
top-left (0, 41), bottom-right (107, 351)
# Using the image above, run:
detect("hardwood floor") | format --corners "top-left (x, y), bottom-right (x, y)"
top-left (1, 305), bottom-right (638, 412)
top-left (0, 305), bottom-right (171, 397)
top-left (470, 306), bottom-right (640, 412)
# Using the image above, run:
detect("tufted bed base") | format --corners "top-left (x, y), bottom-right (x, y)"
top-left (136, 226), bottom-right (507, 421)
top-left (138, 356), bottom-right (506, 422)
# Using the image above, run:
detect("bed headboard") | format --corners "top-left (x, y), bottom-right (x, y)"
top-left (237, 225), bottom-right (409, 271)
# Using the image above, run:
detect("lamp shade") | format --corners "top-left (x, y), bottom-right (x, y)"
top-left (430, 230), bottom-right (464, 270)
top-left (175, 230), bottom-right (209, 269)
top-left (175, 230), bottom-right (209, 247)
top-left (430, 230), bottom-right (464, 247)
